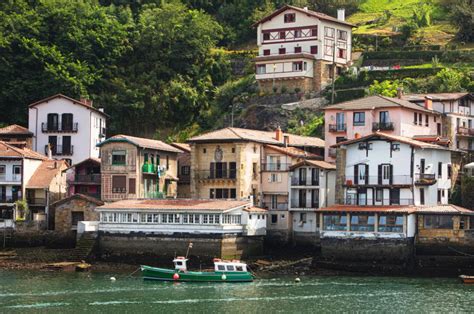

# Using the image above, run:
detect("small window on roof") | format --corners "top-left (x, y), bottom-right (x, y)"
top-left (236, 266), bottom-right (243, 271)
top-left (217, 265), bottom-right (225, 271)
top-left (176, 261), bottom-right (182, 266)
top-left (226, 265), bottom-right (235, 271)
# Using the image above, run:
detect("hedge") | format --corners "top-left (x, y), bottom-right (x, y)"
top-left (364, 50), bottom-right (474, 62)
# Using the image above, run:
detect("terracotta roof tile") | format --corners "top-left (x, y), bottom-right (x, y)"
top-left (244, 207), bottom-right (268, 213)
top-left (28, 94), bottom-right (108, 117)
top-left (265, 145), bottom-right (321, 159)
top-left (51, 193), bottom-right (104, 207)
top-left (317, 205), bottom-right (416, 214)
top-left (97, 134), bottom-right (182, 153)
top-left (324, 95), bottom-right (438, 114)
top-left (188, 127), bottom-right (324, 148)
top-left (97, 199), bottom-right (251, 212)
top-left (289, 159), bottom-right (336, 170)
top-left (0, 141), bottom-right (47, 160)
top-left (26, 160), bottom-right (67, 188)
top-left (0, 124), bottom-right (33, 135)
top-left (415, 205), bottom-right (474, 215)
top-left (401, 93), bottom-right (471, 102)
top-left (171, 143), bottom-right (191, 153)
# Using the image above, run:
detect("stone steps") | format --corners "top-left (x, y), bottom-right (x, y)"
top-left (69, 233), bottom-right (97, 262)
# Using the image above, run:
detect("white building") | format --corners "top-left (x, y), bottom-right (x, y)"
top-left (96, 199), bottom-right (267, 236)
top-left (287, 160), bottom-right (336, 244)
top-left (28, 94), bottom-right (108, 165)
top-left (333, 132), bottom-right (452, 206)
top-left (253, 5), bottom-right (353, 93)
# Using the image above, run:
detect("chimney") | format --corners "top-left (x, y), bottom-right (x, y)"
top-left (337, 9), bottom-right (345, 21)
top-left (54, 161), bottom-right (57, 169)
top-left (283, 135), bottom-right (290, 147)
top-left (303, 6), bottom-right (308, 11)
top-left (98, 107), bottom-right (105, 113)
top-left (397, 87), bottom-right (403, 99)
top-left (424, 96), bottom-right (433, 110)
top-left (80, 98), bottom-right (93, 107)
top-left (275, 126), bottom-right (283, 142)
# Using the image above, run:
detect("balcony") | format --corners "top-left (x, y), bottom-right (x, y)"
top-left (27, 198), bottom-right (46, 206)
top-left (73, 174), bottom-right (101, 184)
top-left (42, 122), bottom-right (78, 133)
top-left (195, 170), bottom-right (237, 180)
top-left (457, 127), bottom-right (474, 137)
top-left (261, 163), bottom-right (291, 171)
top-left (328, 124), bottom-right (347, 132)
top-left (0, 174), bottom-right (21, 182)
top-left (45, 145), bottom-right (74, 156)
top-left (339, 198), bottom-right (414, 206)
top-left (343, 175), bottom-right (412, 186)
top-left (290, 199), bottom-right (319, 209)
top-left (0, 196), bottom-right (19, 204)
top-left (415, 173), bottom-right (437, 185)
top-left (328, 148), bottom-right (337, 158)
top-left (262, 202), bottom-right (288, 211)
top-left (372, 122), bottom-right (394, 131)
top-left (143, 191), bottom-right (165, 199)
top-left (142, 163), bottom-right (157, 174)
top-left (291, 177), bottom-right (319, 186)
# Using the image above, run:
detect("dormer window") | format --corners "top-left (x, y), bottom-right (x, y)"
top-left (284, 13), bottom-right (295, 23)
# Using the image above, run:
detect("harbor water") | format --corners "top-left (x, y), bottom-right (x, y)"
top-left (0, 270), bottom-right (473, 313)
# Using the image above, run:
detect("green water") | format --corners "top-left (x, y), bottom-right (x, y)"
top-left (0, 270), bottom-right (473, 313)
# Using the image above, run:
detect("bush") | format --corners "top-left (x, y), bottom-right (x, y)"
top-left (364, 50), bottom-right (474, 62)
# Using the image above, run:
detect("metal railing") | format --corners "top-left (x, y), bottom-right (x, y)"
top-left (290, 199), bottom-right (319, 208)
top-left (261, 163), bottom-right (291, 171)
top-left (73, 174), bottom-right (101, 183)
top-left (27, 198), bottom-right (46, 206)
top-left (45, 145), bottom-right (74, 156)
top-left (328, 124), bottom-right (347, 132)
top-left (194, 170), bottom-right (237, 180)
top-left (338, 198), bottom-right (414, 206)
top-left (372, 122), bottom-right (394, 131)
top-left (42, 122), bottom-right (78, 133)
top-left (343, 175), bottom-right (412, 185)
top-left (0, 196), bottom-right (19, 203)
top-left (457, 126), bottom-right (474, 137)
top-left (261, 202), bottom-right (288, 211)
top-left (291, 177), bottom-right (319, 186)
top-left (0, 174), bottom-right (21, 182)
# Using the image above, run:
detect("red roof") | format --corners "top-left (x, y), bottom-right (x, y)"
top-left (0, 141), bottom-right (47, 160)
top-left (252, 5), bottom-right (354, 27)
top-left (0, 124), bottom-right (33, 135)
top-left (29, 94), bottom-right (108, 117)
top-left (317, 205), bottom-right (416, 214)
top-left (289, 159), bottom-right (336, 170)
top-left (98, 199), bottom-right (251, 212)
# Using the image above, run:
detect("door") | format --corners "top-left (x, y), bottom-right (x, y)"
top-left (358, 189), bottom-right (367, 205)
top-left (62, 136), bottom-right (71, 155)
top-left (437, 123), bottom-right (441, 136)
top-left (299, 189), bottom-right (307, 208)
top-left (379, 164), bottom-right (392, 185)
top-left (48, 136), bottom-right (57, 155)
top-left (299, 168), bottom-right (307, 185)
top-left (390, 189), bottom-right (400, 205)
top-left (336, 112), bottom-right (345, 131)
top-left (62, 113), bottom-right (73, 131)
top-left (379, 111), bottom-right (389, 126)
top-left (47, 113), bottom-right (59, 131)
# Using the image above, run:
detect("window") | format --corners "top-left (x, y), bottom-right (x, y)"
top-left (437, 189), bottom-right (442, 203)
top-left (279, 31), bottom-right (286, 39)
top-left (271, 214), bottom-right (278, 224)
top-left (226, 265), bottom-right (235, 271)
top-left (231, 148), bottom-right (235, 153)
top-left (337, 48), bottom-right (346, 59)
top-left (284, 13), bottom-right (295, 23)
top-left (112, 176), bottom-right (126, 193)
top-left (13, 165), bottom-right (21, 175)
top-left (424, 215), bottom-right (453, 229)
top-left (166, 156), bottom-right (169, 170)
top-left (310, 45), bottom-right (318, 54)
top-left (279, 48), bottom-right (286, 55)
top-left (263, 49), bottom-right (270, 56)
top-left (71, 211), bottom-right (84, 226)
top-left (0, 165), bottom-right (5, 178)
top-left (203, 148), bottom-right (207, 153)
top-left (337, 30), bottom-right (347, 40)
top-left (376, 188), bottom-right (383, 202)
top-left (420, 188), bottom-right (425, 205)
top-left (425, 114), bottom-right (429, 126)
top-left (414, 112), bottom-right (418, 125)
top-left (447, 164), bottom-right (452, 178)
top-left (217, 265), bottom-right (225, 271)
top-left (311, 27), bottom-right (318, 37)
top-left (112, 150), bottom-right (126, 165)
top-left (336, 137), bottom-right (347, 143)
top-left (292, 61), bottom-right (303, 71)
top-left (128, 178), bottom-right (136, 194)
top-left (256, 64), bottom-right (266, 74)
top-left (324, 27), bottom-right (335, 38)
top-left (47, 113), bottom-right (59, 130)
top-left (378, 215), bottom-right (403, 232)
top-left (181, 166), bottom-right (190, 176)
top-left (438, 162), bottom-right (442, 178)
top-left (391, 144), bottom-right (400, 151)
top-left (299, 213), bottom-right (307, 223)
top-left (350, 214), bottom-right (375, 232)
top-left (62, 113), bottom-right (73, 131)
top-left (324, 39), bottom-right (334, 56)
top-left (263, 33), bottom-right (270, 41)
top-left (323, 215), bottom-right (347, 231)
top-left (210, 188), bottom-right (236, 199)
top-left (294, 29), bottom-right (302, 38)
top-left (353, 112), bottom-right (365, 126)
top-left (294, 46), bottom-right (302, 53)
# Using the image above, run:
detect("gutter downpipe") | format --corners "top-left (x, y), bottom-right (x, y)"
top-left (33, 107), bottom-right (38, 151)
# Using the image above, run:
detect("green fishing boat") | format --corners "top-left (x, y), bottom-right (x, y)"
top-left (141, 257), bottom-right (254, 282)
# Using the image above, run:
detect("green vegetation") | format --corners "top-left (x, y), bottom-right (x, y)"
top-left (15, 199), bottom-right (29, 221)
top-left (460, 175), bottom-right (474, 210)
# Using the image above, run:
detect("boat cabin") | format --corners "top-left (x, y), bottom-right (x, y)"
top-left (213, 259), bottom-right (248, 272)
top-left (173, 257), bottom-right (189, 271)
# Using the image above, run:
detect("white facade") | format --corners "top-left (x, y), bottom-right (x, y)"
top-left (340, 136), bottom-right (452, 206)
top-left (96, 207), bottom-right (266, 236)
top-left (28, 95), bottom-right (107, 164)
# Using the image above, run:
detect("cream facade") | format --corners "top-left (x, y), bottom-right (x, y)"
top-left (254, 5), bottom-right (353, 93)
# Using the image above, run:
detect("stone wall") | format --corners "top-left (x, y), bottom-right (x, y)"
top-left (54, 198), bottom-right (100, 234)
top-left (335, 147), bottom-right (346, 203)
top-left (257, 77), bottom-right (313, 94)
top-left (293, 232), bottom-right (320, 247)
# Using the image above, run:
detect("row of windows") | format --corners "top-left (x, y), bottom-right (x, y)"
top-left (323, 214), bottom-right (404, 232)
top-left (111, 150), bottom-right (170, 169)
top-left (262, 27), bottom-right (317, 41)
top-left (262, 46), bottom-right (318, 56)
top-left (0, 165), bottom-right (21, 176)
top-left (210, 188), bottom-right (237, 199)
top-left (100, 212), bottom-right (242, 225)
top-left (256, 61), bottom-right (308, 75)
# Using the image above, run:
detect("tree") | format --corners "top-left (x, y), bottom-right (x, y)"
top-left (441, 0), bottom-right (474, 42)
top-left (368, 80), bottom-right (403, 97)
top-left (434, 68), bottom-right (464, 92)
top-left (461, 175), bottom-right (474, 210)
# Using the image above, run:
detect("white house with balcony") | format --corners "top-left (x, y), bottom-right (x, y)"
top-left (332, 132), bottom-right (452, 207)
top-left (287, 159), bottom-right (336, 245)
top-left (28, 94), bottom-right (108, 165)
top-left (253, 5), bottom-right (353, 93)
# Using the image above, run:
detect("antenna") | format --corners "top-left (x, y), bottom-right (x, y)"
top-left (185, 242), bottom-right (193, 258)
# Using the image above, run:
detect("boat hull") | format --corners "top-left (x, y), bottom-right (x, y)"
top-left (459, 275), bottom-right (474, 284)
top-left (141, 265), bottom-right (253, 282)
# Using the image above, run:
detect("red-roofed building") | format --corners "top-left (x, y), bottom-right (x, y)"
top-left (0, 124), bottom-right (33, 149)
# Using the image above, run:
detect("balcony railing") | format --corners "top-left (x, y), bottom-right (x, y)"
top-left (457, 127), bottom-right (474, 137)
top-left (0, 196), bottom-right (19, 204)
top-left (291, 177), bottom-right (319, 186)
top-left (262, 202), bottom-right (288, 211)
top-left (143, 191), bottom-right (165, 199)
top-left (343, 175), bottom-right (412, 186)
top-left (45, 145), bottom-right (74, 156)
top-left (0, 174), bottom-right (21, 182)
top-left (194, 170), bottom-right (237, 180)
top-left (73, 174), bottom-right (101, 183)
top-left (372, 122), bottom-right (394, 131)
top-left (339, 198), bottom-right (414, 206)
top-left (328, 124), bottom-right (347, 132)
top-left (261, 163), bottom-right (291, 171)
top-left (415, 173), bottom-right (437, 185)
top-left (290, 199), bottom-right (319, 208)
top-left (27, 198), bottom-right (46, 206)
top-left (42, 122), bottom-right (78, 133)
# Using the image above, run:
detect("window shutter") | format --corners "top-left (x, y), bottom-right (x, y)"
top-left (365, 165), bottom-right (369, 183)
top-left (210, 162), bottom-right (215, 179)
top-left (222, 162), bottom-right (227, 178)
top-left (378, 165), bottom-right (382, 185)
top-left (389, 164), bottom-right (393, 185)
top-left (128, 178), bottom-right (136, 194)
top-left (354, 165), bottom-right (359, 185)
top-left (278, 174), bottom-right (282, 182)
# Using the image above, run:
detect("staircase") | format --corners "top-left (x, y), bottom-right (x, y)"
top-left (69, 232), bottom-right (98, 262)
top-left (2, 227), bottom-right (14, 248)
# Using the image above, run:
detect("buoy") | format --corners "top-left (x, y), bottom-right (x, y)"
top-left (173, 273), bottom-right (180, 280)
top-left (295, 277), bottom-right (301, 283)
top-left (110, 277), bottom-right (116, 281)
top-left (221, 274), bottom-right (227, 280)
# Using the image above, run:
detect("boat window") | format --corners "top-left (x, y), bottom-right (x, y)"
top-left (235, 266), bottom-right (243, 271)
top-left (217, 265), bottom-right (225, 271)
top-left (226, 265), bottom-right (235, 271)
top-left (176, 261), bottom-right (182, 266)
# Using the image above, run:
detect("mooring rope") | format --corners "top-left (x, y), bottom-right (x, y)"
top-left (448, 246), bottom-right (474, 257)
